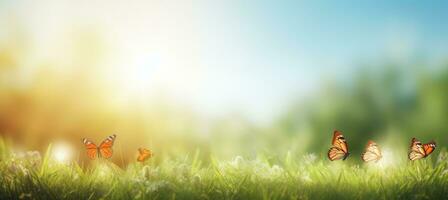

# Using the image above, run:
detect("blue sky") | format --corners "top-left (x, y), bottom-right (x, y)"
top-left (200, 0), bottom-right (448, 65)
top-left (191, 1), bottom-right (448, 120)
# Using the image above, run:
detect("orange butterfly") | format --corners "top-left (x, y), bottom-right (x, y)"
top-left (328, 130), bottom-right (350, 161)
top-left (82, 134), bottom-right (116, 159)
top-left (137, 148), bottom-right (154, 162)
top-left (408, 138), bottom-right (436, 161)
top-left (361, 140), bottom-right (382, 163)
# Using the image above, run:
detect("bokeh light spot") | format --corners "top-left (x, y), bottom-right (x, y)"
top-left (53, 143), bottom-right (72, 163)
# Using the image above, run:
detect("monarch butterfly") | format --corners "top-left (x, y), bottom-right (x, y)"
top-left (361, 140), bottom-right (382, 163)
top-left (408, 138), bottom-right (436, 161)
top-left (82, 134), bottom-right (116, 159)
top-left (327, 130), bottom-right (350, 161)
top-left (137, 148), bottom-right (154, 162)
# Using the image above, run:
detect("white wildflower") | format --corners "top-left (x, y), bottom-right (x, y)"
top-left (146, 180), bottom-right (172, 193)
top-left (269, 165), bottom-right (284, 176)
top-left (437, 151), bottom-right (448, 164)
top-left (303, 154), bottom-right (317, 165)
top-left (301, 172), bottom-right (312, 183)
top-left (174, 164), bottom-right (190, 181)
top-left (230, 156), bottom-right (244, 168)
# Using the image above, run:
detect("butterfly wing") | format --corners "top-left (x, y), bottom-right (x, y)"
top-left (409, 151), bottom-right (425, 161)
top-left (99, 134), bottom-right (116, 159)
top-left (328, 130), bottom-right (349, 161)
top-left (137, 148), bottom-right (153, 162)
top-left (361, 140), bottom-right (382, 163)
top-left (82, 138), bottom-right (98, 160)
top-left (409, 138), bottom-right (425, 161)
top-left (332, 130), bottom-right (349, 154)
top-left (423, 141), bottom-right (436, 156)
top-left (328, 147), bottom-right (348, 161)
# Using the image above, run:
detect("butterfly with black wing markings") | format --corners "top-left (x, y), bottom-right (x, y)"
top-left (408, 137), bottom-right (436, 161)
top-left (327, 130), bottom-right (350, 161)
top-left (82, 134), bottom-right (116, 159)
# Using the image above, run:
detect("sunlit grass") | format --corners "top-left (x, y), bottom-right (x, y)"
top-left (0, 142), bottom-right (447, 200)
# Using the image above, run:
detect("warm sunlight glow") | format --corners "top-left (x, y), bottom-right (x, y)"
top-left (377, 148), bottom-right (396, 169)
top-left (109, 51), bottom-right (200, 104)
top-left (53, 143), bottom-right (72, 163)
top-left (117, 54), bottom-right (161, 97)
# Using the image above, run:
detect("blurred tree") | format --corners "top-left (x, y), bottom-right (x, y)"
top-left (275, 63), bottom-right (448, 158)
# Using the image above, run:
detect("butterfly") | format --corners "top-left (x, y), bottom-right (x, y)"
top-left (137, 148), bottom-right (154, 162)
top-left (408, 138), bottom-right (436, 161)
top-left (82, 134), bottom-right (116, 159)
top-left (327, 130), bottom-right (350, 161)
top-left (361, 140), bottom-right (382, 163)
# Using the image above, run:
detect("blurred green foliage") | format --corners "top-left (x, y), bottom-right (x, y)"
top-left (276, 64), bottom-right (448, 157)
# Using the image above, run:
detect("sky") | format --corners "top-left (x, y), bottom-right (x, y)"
top-left (1, 0), bottom-right (448, 122)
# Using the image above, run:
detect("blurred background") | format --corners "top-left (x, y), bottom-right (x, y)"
top-left (1, 0), bottom-right (448, 164)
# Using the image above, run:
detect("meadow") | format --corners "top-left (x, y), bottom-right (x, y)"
top-left (2, 40), bottom-right (448, 200)
top-left (2, 2), bottom-right (448, 199)
top-left (1, 138), bottom-right (447, 200)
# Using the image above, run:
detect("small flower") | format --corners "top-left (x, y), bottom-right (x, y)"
top-left (437, 151), bottom-right (448, 164)
top-left (192, 174), bottom-right (201, 184)
top-left (270, 165), bottom-right (284, 176)
top-left (230, 156), bottom-right (244, 168)
top-left (146, 180), bottom-right (172, 193)
top-left (303, 154), bottom-right (317, 165)
top-left (301, 172), bottom-right (312, 183)
top-left (174, 164), bottom-right (190, 181)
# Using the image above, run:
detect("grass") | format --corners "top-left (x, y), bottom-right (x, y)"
top-left (1, 141), bottom-right (448, 200)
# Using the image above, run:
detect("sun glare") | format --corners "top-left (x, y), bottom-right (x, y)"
top-left (377, 148), bottom-right (396, 169)
top-left (106, 50), bottom-right (201, 108)
top-left (53, 143), bottom-right (72, 163)
top-left (118, 54), bottom-right (161, 96)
